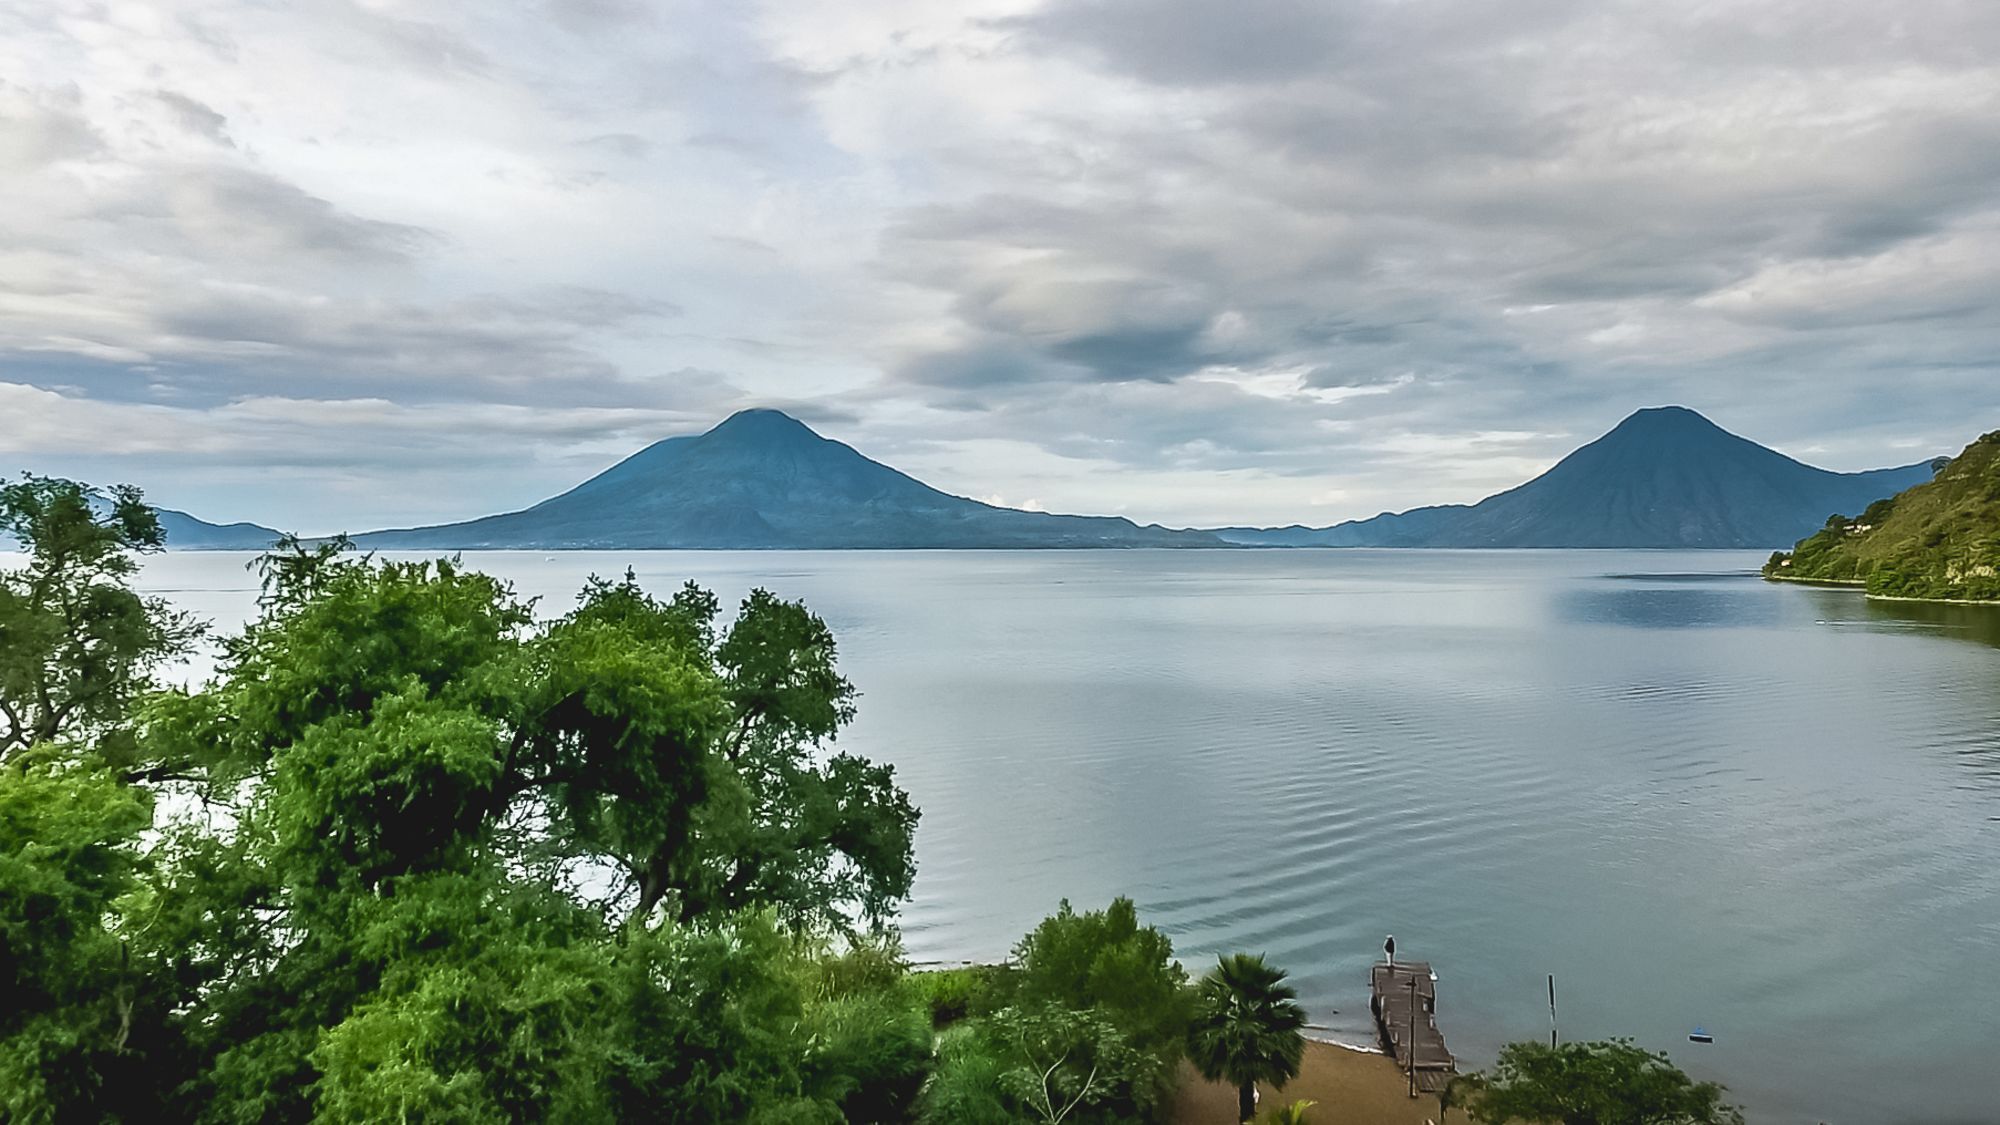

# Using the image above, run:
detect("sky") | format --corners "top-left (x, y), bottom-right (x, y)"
top-left (3, 0), bottom-right (1998, 534)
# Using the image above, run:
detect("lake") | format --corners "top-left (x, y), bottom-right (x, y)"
top-left (120, 548), bottom-right (2000, 1123)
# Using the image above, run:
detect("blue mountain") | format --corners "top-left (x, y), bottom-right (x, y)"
top-left (1213, 407), bottom-right (1937, 549)
top-left (0, 503), bottom-right (282, 552)
top-left (355, 409), bottom-right (1218, 549)
top-left (153, 508), bottom-right (286, 550)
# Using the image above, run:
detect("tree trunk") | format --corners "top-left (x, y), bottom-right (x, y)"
top-left (1238, 1080), bottom-right (1255, 1123)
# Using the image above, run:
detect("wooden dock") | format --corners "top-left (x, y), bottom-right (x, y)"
top-left (1370, 960), bottom-right (1457, 1094)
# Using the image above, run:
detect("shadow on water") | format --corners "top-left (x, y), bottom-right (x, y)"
top-left (1794, 584), bottom-right (2000, 651)
top-left (1559, 586), bottom-right (1779, 629)
top-left (1601, 571), bottom-right (1764, 583)
top-left (1860, 598), bottom-right (2000, 651)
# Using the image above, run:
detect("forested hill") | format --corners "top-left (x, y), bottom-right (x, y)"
top-left (1212, 407), bottom-right (1937, 549)
top-left (1764, 431), bottom-right (2000, 601)
top-left (355, 408), bottom-right (1217, 549)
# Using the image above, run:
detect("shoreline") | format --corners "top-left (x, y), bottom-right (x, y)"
top-left (1864, 592), bottom-right (2000, 606)
top-left (1761, 572), bottom-right (1865, 587)
top-left (1764, 572), bottom-right (2000, 606)
top-left (1169, 1039), bottom-right (1471, 1124)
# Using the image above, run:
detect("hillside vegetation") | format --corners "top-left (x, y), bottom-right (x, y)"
top-left (1765, 432), bottom-right (2000, 601)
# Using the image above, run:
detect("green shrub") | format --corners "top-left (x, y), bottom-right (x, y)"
top-left (801, 989), bottom-right (935, 1122)
top-left (917, 1024), bottom-right (1015, 1124)
top-left (1012, 897), bottom-right (1191, 1053)
top-left (909, 964), bottom-right (1012, 1027)
top-left (919, 1005), bottom-right (1167, 1125)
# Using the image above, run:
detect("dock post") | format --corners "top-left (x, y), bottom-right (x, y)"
top-left (1407, 975), bottom-right (1418, 1098)
top-left (1548, 975), bottom-right (1558, 1049)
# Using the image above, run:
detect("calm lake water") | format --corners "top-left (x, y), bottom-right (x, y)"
top-left (109, 549), bottom-right (2000, 1123)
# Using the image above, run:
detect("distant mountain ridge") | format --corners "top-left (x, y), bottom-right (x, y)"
top-left (1212, 407), bottom-right (1936, 549)
top-left (0, 503), bottom-right (281, 552)
top-left (153, 508), bottom-right (286, 550)
top-left (1765, 430), bottom-right (2000, 601)
top-left (355, 409), bottom-right (1219, 550)
top-left (11, 407), bottom-right (1938, 554)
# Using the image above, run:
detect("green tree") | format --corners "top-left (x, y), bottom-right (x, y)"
top-left (993, 1004), bottom-right (1163, 1124)
top-left (1186, 953), bottom-right (1309, 1124)
top-left (524, 571), bottom-right (918, 931)
top-left (2, 487), bottom-right (929, 1121)
top-left (1468, 1039), bottom-right (1744, 1125)
top-left (132, 550), bottom-right (922, 1119)
top-left (0, 477), bottom-right (201, 1123)
top-left (0, 476), bottom-right (199, 766)
top-left (918, 897), bottom-right (1193, 1125)
top-left (0, 757), bottom-right (152, 1124)
top-left (921, 1003), bottom-right (1166, 1125)
top-left (1012, 897), bottom-right (1191, 1053)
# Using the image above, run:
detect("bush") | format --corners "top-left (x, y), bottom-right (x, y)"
top-left (801, 990), bottom-right (934, 1122)
top-left (1012, 897), bottom-right (1191, 1053)
top-left (909, 964), bottom-right (1013, 1027)
top-left (806, 935), bottom-right (909, 999)
top-left (919, 1004), bottom-right (1167, 1125)
top-left (791, 937), bottom-right (937, 1121)
top-left (918, 1024), bottom-right (1015, 1124)
top-left (1467, 1039), bottom-right (1743, 1125)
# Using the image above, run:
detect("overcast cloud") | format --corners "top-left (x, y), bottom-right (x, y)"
top-left (2, 0), bottom-right (1996, 532)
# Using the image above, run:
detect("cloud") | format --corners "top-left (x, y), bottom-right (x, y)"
top-left (0, 83), bottom-right (103, 167)
top-left (0, 0), bottom-right (1996, 531)
top-left (154, 91), bottom-right (233, 146)
top-left (144, 165), bottom-right (435, 265)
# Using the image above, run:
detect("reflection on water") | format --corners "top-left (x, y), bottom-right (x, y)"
top-left (1560, 586), bottom-right (1781, 629)
top-left (1859, 596), bottom-right (2000, 650)
top-left (101, 549), bottom-right (2000, 1125)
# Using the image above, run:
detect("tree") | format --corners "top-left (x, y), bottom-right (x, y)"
top-left (525, 572), bottom-right (918, 931)
top-left (0, 477), bottom-right (200, 1123)
top-left (918, 897), bottom-right (1192, 1125)
top-left (133, 551), bottom-right (923, 1118)
top-left (2, 489), bottom-right (934, 1121)
top-left (993, 1004), bottom-right (1163, 1124)
top-left (921, 1003), bottom-right (1166, 1125)
top-left (0, 757), bottom-right (153, 1124)
top-left (1468, 1039), bottom-right (1745, 1125)
top-left (1186, 953), bottom-right (1309, 1124)
top-left (0, 476), bottom-right (199, 766)
top-left (1012, 896), bottom-right (1191, 1053)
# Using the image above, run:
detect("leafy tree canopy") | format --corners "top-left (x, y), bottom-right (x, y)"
top-left (1012, 896), bottom-right (1191, 1051)
top-left (0, 475), bottom-right (200, 766)
top-left (1469, 1039), bottom-right (1745, 1125)
top-left (0, 491), bottom-right (924, 1123)
top-left (918, 897), bottom-right (1195, 1124)
top-left (920, 1002), bottom-right (1169, 1125)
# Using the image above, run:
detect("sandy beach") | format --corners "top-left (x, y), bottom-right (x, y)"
top-left (1168, 1040), bottom-right (1475, 1125)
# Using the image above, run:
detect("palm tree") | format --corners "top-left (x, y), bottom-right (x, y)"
top-left (1186, 953), bottom-right (1309, 1123)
